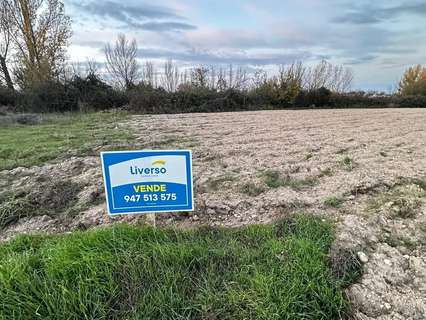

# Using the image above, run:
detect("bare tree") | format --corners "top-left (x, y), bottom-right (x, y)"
top-left (104, 34), bottom-right (140, 89)
top-left (0, 3), bottom-right (14, 89)
top-left (216, 66), bottom-right (227, 91)
top-left (3, 0), bottom-right (71, 87)
top-left (232, 66), bottom-right (249, 90)
top-left (191, 66), bottom-right (209, 88)
top-left (252, 68), bottom-right (267, 89)
top-left (142, 61), bottom-right (155, 87)
top-left (161, 59), bottom-right (179, 92)
top-left (304, 60), bottom-right (353, 93)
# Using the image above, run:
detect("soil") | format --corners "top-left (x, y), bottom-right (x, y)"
top-left (1, 108), bottom-right (426, 319)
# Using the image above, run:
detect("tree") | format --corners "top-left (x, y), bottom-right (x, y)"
top-left (0, 3), bottom-right (14, 89)
top-left (304, 60), bottom-right (353, 93)
top-left (3, 0), bottom-right (71, 87)
top-left (398, 65), bottom-right (426, 96)
top-left (104, 34), bottom-right (140, 90)
top-left (161, 59), bottom-right (179, 92)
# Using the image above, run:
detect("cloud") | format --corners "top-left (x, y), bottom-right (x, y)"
top-left (70, 0), bottom-right (196, 31)
top-left (137, 47), bottom-right (316, 65)
top-left (126, 21), bottom-right (196, 32)
top-left (333, 2), bottom-right (426, 24)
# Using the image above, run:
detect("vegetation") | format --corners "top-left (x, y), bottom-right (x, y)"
top-left (324, 196), bottom-right (345, 208)
top-left (263, 170), bottom-right (318, 190)
top-left (240, 182), bottom-right (265, 197)
top-left (0, 215), bottom-right (357, 319)
top-left (0, 0), bottom-right (71, 88)
top-left (340, 156), bottom-right (355, 171)
top-left (398, 64), bottom-right (426, 96)
top-left (0, 112), bottom-right (131, 170)
top-left (367, 181), bottom-right (425, 219)
top-left (0, 180), bottom-right (81, 229)
top-left (206, 175), bottom-right (236, 191)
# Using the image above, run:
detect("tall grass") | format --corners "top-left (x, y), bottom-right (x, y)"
top-left (0, 216), bottom-right (353, 319)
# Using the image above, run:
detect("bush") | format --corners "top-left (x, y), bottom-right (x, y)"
top-left (127, 84), bottom-right (169, 113)
top-left (70, 73), bottom-right (128, 111)
top-left (295, 87), bottom-right (331, 108)
top-left (15, 75), bottom-right (128, 113)
top-left (329, 92), bottom-right (426, 108)
top-left (0, 86), bottom-right (17, 107)
top-left (17, 81), bottom-right (79, 113)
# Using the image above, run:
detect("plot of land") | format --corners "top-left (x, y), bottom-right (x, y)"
top-left (0, 108), bottom-right (425, 319)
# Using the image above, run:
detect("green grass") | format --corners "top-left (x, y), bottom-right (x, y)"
top-left (0, 216), bottom-right (355, 319)
top-left (340, 156), bottom-right (355, 171)
top-left (263, 170), bottom-right (318, 190)
top-left (323, 196), bottom-right (345, 208)
top-left (0, 112), bottom-right (132, 170)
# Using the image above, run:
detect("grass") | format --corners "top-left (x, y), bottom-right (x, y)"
top-left (318, 168), bottom-right (333, 178)
top-left (367, 181), bottom-right (425, 219)
top-left (240, 182), bottom-right (265, 197)
top-left (340, 156), bottom-right (355, 171)
top-left (263, 170), bottom-right (318, 190)
top-left (0, 111), bottom-right (132, 170)
top-left (0, 215), bottom-right (356, 320)
top-left (324, 196), bottom-right (345, 208)
top-left (206, 175), bottom-right (236, 191)
top-left (0, 180), bottom-right (81, 229)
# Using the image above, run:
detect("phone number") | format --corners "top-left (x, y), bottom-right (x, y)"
top-left (124, 193), bottom-right (177, 202)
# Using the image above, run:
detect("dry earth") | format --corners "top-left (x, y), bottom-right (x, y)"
top-left (1, 108), bottom-right (426, 319)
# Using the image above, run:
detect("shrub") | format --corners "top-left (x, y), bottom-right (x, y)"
top-left (295, 87), bottom-right (331, 108)
top-left (127, 84), bottom-right (169, 113)
top-left (70, 73), bottom-right (128, 111)
top-left (0, 86), bottom-right (16, 107)
top-left (17, 80), bottom-right (79, 112)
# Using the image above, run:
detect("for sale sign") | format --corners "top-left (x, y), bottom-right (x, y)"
top-left (100, 150), bottom-right (193, 215)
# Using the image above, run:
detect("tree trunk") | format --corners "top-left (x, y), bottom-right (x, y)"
top-left (0, 55), bottom-right (14, 90)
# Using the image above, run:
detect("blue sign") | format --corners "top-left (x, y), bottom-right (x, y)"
top-left (101, 150), bottom-right (193, 215)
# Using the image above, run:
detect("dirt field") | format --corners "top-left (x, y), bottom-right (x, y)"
top-left (1, 108), bottom-right (426, 319)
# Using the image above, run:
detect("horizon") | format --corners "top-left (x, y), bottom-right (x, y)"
top-left (65, 0), bottom-right (426, 92)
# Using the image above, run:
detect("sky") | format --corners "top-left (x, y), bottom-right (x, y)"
top-left (65, 0), bottom-right (426, 91)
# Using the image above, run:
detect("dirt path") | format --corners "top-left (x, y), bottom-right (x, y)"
top-left (2, 108), bottom-right (426, 319)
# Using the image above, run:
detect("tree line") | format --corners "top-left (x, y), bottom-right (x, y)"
top-left (0, 0), bottom-right (425, 113)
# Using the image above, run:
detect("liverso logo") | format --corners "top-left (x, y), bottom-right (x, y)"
top-left (129, 159), bottom-right (167, 175)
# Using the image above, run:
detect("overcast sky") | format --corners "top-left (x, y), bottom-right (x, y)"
top-left (65, 0), bottom-right (426, 91)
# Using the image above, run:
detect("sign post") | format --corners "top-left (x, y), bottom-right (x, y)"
top-left (100, 150), bottom-right (193, 217)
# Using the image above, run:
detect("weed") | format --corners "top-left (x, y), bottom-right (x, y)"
top-left (389, 198), bottom-right (420, 218)
top-left (240, 182), bottom-right (265, 197)
top-left (206, 175), bottom-right (235, 191)
top-left (319, 168), bottom-right (333, 177)
top-left (386, 234), bottom-right (417, 250)
top-left (0, 180), bottom-right (81, 229)
top-left (340, 156), bottom-right (355, 171)
top-left (336, 147), bottom-right (349, 154)
top-left (324, 196), bottom-right (345, 208)
top-left (367, 183), bottom-right (424, 219)
top-left (0, 215), bottom-right (356, 319)
top-left (379, 151), bottom-right (388, 157)
top-left (411, 178), bottom-right (426, 190)
top-left (305, 153), bottom-right (313, 160)
top-left (263, 170), bottom-right (317, 190)
top-left (329, 247), bottom-right (363, 287)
